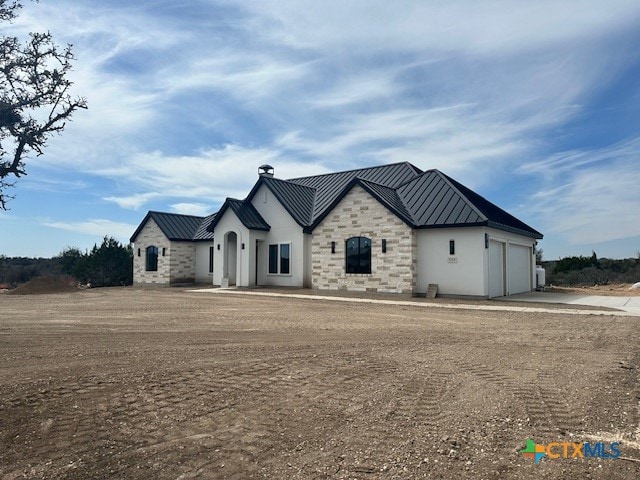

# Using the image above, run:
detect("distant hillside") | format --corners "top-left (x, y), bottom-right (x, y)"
top-left (0, 256), bottom-right (63, 286)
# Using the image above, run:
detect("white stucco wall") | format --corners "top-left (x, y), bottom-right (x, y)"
top-left (212, 210), bottom-right (250, 286)
top-left (415, 227), bottom-right (486, 296)
top-left (251, 185), bottom-right (306, 287)
top-left (195, 242), bottom-right (214, 284)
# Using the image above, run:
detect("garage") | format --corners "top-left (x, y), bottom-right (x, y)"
top-left (488, 240), bottom-right (505, 298)
top-left (507, 244), bottom-right (532, 295)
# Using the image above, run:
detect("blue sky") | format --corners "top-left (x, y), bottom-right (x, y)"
top-left (1, 0), bottom-right (640, 260)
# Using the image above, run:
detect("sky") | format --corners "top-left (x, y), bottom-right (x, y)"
top-left (1, 0), bottom-right (639, 261)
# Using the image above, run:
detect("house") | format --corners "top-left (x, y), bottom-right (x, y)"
top-left (130, 211), bottom-right (216, 284)
top-left (130, 162), bottom-right (543, 297)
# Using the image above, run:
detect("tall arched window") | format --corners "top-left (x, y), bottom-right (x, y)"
top-left (346, 236), bottom-right (371, 274)
top-left (146, 246), bottom-right (158, 271)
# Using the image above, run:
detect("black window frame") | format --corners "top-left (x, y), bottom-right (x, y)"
top-left (209, 246), bottom-right (214, 273)
top-left (345, 236), bottom-right (372, 274)
top-left (268, 242), bottom-right (291, 275)
top-left (146, 245), bottom-right (158, 272)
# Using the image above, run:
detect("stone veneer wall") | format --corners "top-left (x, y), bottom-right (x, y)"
top-left (133, 218), bottom-right (196, 284)
top-left (133, 219), bottom-right (170, 284)
top-left (311, 185), bottom-right (417, 294)
top-left (168, 240), bottom-right (196, 283)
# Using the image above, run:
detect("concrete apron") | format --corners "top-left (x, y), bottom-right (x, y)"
top-left (498, 291), bottom-right (640, 315)
top-left (189, 288), bottom-right (640, 317)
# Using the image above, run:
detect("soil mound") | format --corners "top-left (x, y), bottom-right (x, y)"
top-left (6, 276), bottom-right (81, 295)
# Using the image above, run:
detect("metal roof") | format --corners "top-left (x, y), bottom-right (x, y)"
top-left (288, 162), bottom-right (422, 222)
top-left (133, 162), bottom-right (542, 241)
top-left (207, 198), bottom-right (270, 232)
top-left (393, 170), bottom-right (542, 237)
top-left (192, 213), bottom-right (216, 240)
top-left (259, 176), bottom-right (316, 227)
top-left (130, 211), bottom-right (211, 243)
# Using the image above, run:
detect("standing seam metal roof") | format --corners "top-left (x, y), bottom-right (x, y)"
top-left (206, 198), bottom-right (270, 232)
top-left (130, 211), bottom-right (214, 242)
top-left (288, 162), bottom-right (422, 221)
top-left (135, 162), bottom-right (542, 241)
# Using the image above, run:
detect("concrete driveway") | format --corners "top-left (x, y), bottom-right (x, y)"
top-left (500, 291), bottom-right (640, 315)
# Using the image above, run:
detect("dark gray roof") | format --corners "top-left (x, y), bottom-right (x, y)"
top-left (207, 198), bottom-right (270, 232)
top-left (395, 170), bottom-right (542, 237)
top-left (288, 162), bottom-right (422, 221)
top-left (259, 176), bottom-right (316, 227)
top-left (130, 211), bottom-right (213, 242)
top-left (138, 162), bottom-right (541, 240)
top-left (193, 213), bottom-right (216, 240)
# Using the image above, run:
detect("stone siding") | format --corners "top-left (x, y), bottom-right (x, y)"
top-left (168, 240), bottom-right (196, 283)
top-left (311, 185), bottom-right (416, 294)
top-left (133, 218), bottom-right (196, 284)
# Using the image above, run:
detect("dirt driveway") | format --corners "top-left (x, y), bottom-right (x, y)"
top-left (0, 288), bottom-right (638, 479)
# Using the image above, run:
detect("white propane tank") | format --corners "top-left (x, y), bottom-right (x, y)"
top-left (535, 265), bottom-right (546, 290)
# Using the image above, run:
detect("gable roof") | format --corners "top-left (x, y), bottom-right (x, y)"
top-left (206, 198), bottom-right (270, 232)
top-left (246, 176), bottom-right (316, 227)
top-left (130, 211), bottom-right (214, 243)
top-left (140, 162), bottom-right (541, 240)
top-left (288, 162), bottom-right (422, 222)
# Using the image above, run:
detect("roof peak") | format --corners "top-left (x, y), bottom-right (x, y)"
top-left (286, 161), bottom-right (421, 182)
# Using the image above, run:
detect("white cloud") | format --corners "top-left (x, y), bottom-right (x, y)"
top-left (103, 193), bottom-right (160, 210)
top-left (94, 145), bottom-right (329, 210)
top-left (524, 143), bottom-right (640, 245)
top-left (43, 219), bottom-right (137, 242)
top-left (239, 0), bottom-right (640, 55)
top-left (169, 203), bottom-right (213, 216)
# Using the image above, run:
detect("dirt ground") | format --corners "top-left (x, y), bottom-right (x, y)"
top-left (0, 288), bottom-right (638, 479)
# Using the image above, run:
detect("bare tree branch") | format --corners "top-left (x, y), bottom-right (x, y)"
top-left (0, 0), bottom-right (87, 209)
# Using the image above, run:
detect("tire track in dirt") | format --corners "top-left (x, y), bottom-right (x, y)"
top-left (450, 358), bottom-right (584, 438)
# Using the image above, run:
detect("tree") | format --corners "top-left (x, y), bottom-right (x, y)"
top-left (535, 247), bottom-right (543, 264)
top-left (0, 0), bottom-right (87, 209)
top-left (84, 237), bottom-right (133, 287)
top-left (56, 237), bottom-right (133, 287)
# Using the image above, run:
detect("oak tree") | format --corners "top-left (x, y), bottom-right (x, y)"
top-left (0, 0), bottom-right (87, 209)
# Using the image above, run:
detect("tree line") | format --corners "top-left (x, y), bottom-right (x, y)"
top-left (0, 236), bottom-right (132, 287)
top-left (543, 251), bottom-right (640, 286)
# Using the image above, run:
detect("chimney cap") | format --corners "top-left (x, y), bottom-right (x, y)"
top-left (259, 164), bottom-right (274, 177)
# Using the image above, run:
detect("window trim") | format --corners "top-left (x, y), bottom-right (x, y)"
top-left (145, 245), bottom-right (158, 272)
top-left (208, 246), bottom-right (214, 273)
top-left (267, 242), bottom-right (292, 276)
top-left (345, 236), bottom-right (372, 275)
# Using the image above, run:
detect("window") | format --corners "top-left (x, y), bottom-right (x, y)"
top-left (331, 241), bottom-right (336, 254)
top-left (449, 240), bottom-right (455, 256)
top-left (209, 246), bottom-right (214, 273)
top-left (146, 246), bottom-right (158, 271)
top-left (268, 243), bottom-right (291, 275)
top-left (346, 236), bottom-right (371, 274)
top-left (381, 239), bottom-right (387, 253)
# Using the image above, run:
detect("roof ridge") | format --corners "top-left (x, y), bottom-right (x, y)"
top-left (434, 171), bottom-right (488, 222)
top-left (149, 210), bottom-right (207, 220)
top-left (353, 178), bottom-right (415, 227)
top-left (287, 161), bottom-right (419, 182)
top-left (263, 175), bottom-right (317, 193)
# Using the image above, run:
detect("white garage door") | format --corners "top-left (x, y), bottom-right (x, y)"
top-left (508, 244), bottom-right (531, 295)
top-left (489, 241), bottom-right (504, 298)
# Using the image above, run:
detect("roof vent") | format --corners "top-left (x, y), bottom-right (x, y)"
top-left (258, 164), bottom-right (274, 177)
